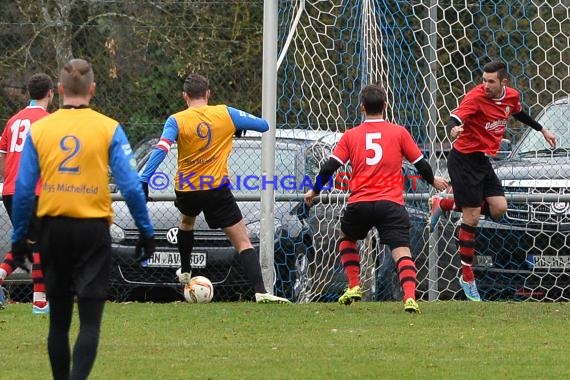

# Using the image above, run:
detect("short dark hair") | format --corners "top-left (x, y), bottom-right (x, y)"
top-left (60, 59), bottom-right (94, 96)
top-left (27, 73), bottom-right (53, 100)
top-left (483, 59), bottom-right (508, 80)
top-left (183, 74), bottom-right (209, 99)
top-left (360, 84), bottom-right (387, 114)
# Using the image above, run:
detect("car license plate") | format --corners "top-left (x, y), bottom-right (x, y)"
top-left (529, 255), bottom-right (570, 269)
top-left (143, 251), bottom-right (206, 268)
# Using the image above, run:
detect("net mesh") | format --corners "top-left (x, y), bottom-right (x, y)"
top-left (276, 0), bottom-right (570, 302)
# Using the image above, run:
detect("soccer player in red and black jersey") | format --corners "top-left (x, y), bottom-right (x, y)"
top-left (429, 59), bottom-right (557, 301)
top-left (304, 84), bottom-right (448, 313)
top-left (0, 73), bottom-right (53, 312)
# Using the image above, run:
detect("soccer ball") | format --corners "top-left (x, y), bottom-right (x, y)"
top-left (184, 276), bottom-right (214, 303)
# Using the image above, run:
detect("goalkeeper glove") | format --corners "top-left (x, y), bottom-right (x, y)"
top-left (11, 239), bottom-right (32, 272)
top-left (234, 129), bottom-right (246, 138)
top-left (135, 235), bottom-right (155, 263)
top-left (141, 181), bottom-right (149, 201)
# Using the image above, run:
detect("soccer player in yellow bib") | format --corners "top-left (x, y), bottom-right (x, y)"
top-left (140, 73), bottom-right (290, 304)
top-left (11, 58), bottom-right (156, 379)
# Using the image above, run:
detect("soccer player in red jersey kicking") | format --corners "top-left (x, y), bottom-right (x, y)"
top-left (0, 73), bottom-right (54, 313)
top-left (429, 60), bottom-right (557, 301)
top-left (304, 84), bottom-right (448, 313)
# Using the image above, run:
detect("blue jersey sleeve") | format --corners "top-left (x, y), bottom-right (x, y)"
top-left (139, 116), bottom-right (178, 182)
top-left (109, 126), bottom-right (154, 238)
top-left (227, 106), bottom-right (269, 133)
top-left (160, 116), bottom-right (179, 142)
top-left (12, 135), bottom-right (41, 242)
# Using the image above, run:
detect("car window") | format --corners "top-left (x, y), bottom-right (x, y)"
top-left (515, 103), bottom-right (570, 155)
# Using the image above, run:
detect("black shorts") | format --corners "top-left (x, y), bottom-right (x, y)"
top-left (340, 200), bottom-right (410, 249)
top-left (174, 187), bottom-right (243, 229)
top-left (3, 195), bottom-right (41, 242)
top-left (447, 149), bottom-right (504, 208)
top-left (39, 217), bottom-right (111, 300)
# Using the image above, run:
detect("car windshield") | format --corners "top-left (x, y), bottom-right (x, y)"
top-left (515, 102), bottom-right (570, 157)
top-left (143, 139), bottom-right (315, 195)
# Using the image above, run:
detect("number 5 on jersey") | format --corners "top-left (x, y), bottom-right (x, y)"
top-left (366, 132), bottom-right (382, 165)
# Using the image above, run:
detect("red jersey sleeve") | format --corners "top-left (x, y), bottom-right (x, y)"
top-left (451, 88), bottom-right (480, 125)
top-left (331, 132), bottom-right (350, 164)
top-left (401, 128), bottom-right (423, 163)
top-left (0, 122), bottom-right (10, 153)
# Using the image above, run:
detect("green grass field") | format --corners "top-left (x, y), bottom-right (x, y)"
top-left (1, 301), bottom-right (569, 379)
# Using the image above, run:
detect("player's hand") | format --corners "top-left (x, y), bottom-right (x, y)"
top-left (449, 126), bottom-right (463, 139)
top-left (304, 189), bottom-right (317, 206)
top-left (11, 239), bottom-right (32, 273)
top-left (541, 128), bottom-right (557, 149)
top-left (135, 235), bottom-right (155, 263)
top-left (432, 176), bottom-right (449, 191)
top-left (141, 181), bottom-right (149, 201)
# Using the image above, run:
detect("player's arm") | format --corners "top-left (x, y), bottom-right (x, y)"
top-left (412, 157), bottom-right (434, 185)
top-left (512, 110), bottom-right (556, 148)
top-left (227, 106), bottom-right (269, 136)
top-left (109, 126), bottom-right (154, 238)
top-left (303, 156), bottom-right (342, 207)
top-left (313, 157), bottom-right (343, 194)
top-left (139, 116), bottom-right (179, 187)
top-left (11, 135), bottom-right (41, 242)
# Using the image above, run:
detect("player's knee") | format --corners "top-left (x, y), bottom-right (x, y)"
top-left (490, 203), bottom-right (507, 218)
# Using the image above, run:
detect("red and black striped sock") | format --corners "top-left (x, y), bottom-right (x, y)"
top-left (0, 252), bottom-right (16, 285)
top-left (339, 239), bottom-right (360, 288)
top-left (458, 223), bottom-right (477, 282)
top-left (32, 252), bottom-right (47, 305)
top-left (396, 256), bottom-right (417, 301)
top-left (440, 198), bottom-right (456, 212)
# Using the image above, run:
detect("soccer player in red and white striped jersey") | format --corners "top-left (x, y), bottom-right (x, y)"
top-left (0, 73), bottom-right (53, 313)
top-left (429, 59), bottom-right (556, 301)
top-left (304, 84), bottom-right (448, 313)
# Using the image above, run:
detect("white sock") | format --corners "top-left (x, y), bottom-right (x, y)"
top-left (33, 292), bottom-right (47, 303)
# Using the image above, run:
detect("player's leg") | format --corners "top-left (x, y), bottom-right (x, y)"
top-left (173, 190), bottom-right (202, 284)
top-left (31, 250), bottom-right (49, 314)
top-left (204, 188), bottom-right (289, 303)
top-left (41, 217), bottom-right (75, 379)
top-left (457, 207), bottom-right (482, 301)
top-left (68, 218), bottom-right (112, 379)
top-left (47, 294), bottom-right (74, 379)
top-left (0, 196), bottom-right (16, 291)
top-left (375, 201), bottom-right (420, 312)
top-left (176, 213), bottom-right (196, 284)
top-left (429, 186), bottom-right (455, 229)
top-left (482, 169), bottom-right (507, 219)
top-left (337, 203), bottom-right (371, 305)
top-left (72, 298), bottom-right (105, 379)
top-left (447, 150), bottom-right (487, 301)
top-left (29, 198), bottom-right (49, 314)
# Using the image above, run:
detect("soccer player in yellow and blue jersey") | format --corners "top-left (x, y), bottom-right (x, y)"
top-left (11, 58), bottom-right (155, 379)
top-left (140, 73), bottom-right (290, 303)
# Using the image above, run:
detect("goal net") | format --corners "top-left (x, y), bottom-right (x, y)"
top-left (274, 0), bottom-right (570, 302)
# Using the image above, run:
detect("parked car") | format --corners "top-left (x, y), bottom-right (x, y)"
top-left (109, 134), bottom-right (335, 302)
top-left (472, 97), bottom-right (570, 300)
